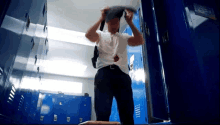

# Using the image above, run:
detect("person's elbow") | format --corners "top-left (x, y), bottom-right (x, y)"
top-left (85, 33), bottom-right (99, 43)
top-left (140, 35), bottom-right (145, 45)
top-left (135, 35), bottom-right (145, 45)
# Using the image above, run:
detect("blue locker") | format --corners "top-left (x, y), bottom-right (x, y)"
top-left (27, 90), bottom-right (39, 124)
top-left (13, 90), bottom-right (25, 123)
top-left (140, 0), bottom-right (219, 124)
top-left (0, 0), bottom-right (48, 123)
top-left (52, 94), bottom-right (71, 124)
top-left (78, 96), bottom-right (92, 123)
top-left (141, 0), bottom-right (169, 122)
top-left (26, 0), bottom-right (47, 72)
top-left (39, 93), bottom-right (54, 124)
top-left (52, 95), bottom-right (84, 124)
top-left (20, 90), bottom-right (33, 124)
top-left (1, 83), bottom-right (17, 117)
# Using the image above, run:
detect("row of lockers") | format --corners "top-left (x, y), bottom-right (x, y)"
top-left (1, 88), bottom-right (91, 124)
top-left (38, 93), bottom-right (91, 124)
top-left (0, 0), bottom-right (48, 123)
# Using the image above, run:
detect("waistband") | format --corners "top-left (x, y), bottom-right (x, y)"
top-left (103, 64), bottom-right (119, 70)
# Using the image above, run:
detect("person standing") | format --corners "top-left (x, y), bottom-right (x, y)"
top-left (85, 6), bottom-right (144, 125)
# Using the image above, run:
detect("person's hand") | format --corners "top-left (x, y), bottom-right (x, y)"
top-left (100, 6), bottom-right (110, 21)
top-left (125, 9), bottom-right (134, 25)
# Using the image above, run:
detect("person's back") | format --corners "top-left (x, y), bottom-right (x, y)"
top-left (85, 6), bottom-right (144, 125)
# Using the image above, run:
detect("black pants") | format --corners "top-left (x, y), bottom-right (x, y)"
top-left (94, 65), bottom-right (134, 125)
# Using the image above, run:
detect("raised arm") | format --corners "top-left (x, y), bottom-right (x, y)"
top-left (125, 9), bottom-right (144, 46)
top-left (85, 7), bottom-right (109, 43)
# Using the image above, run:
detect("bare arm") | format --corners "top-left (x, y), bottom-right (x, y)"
top-left (85, 7), bottom-right (109, 43)
top-left (125, 9), bottom-right (144, 46)
top-left (128, 23), bottom-right (144, 46)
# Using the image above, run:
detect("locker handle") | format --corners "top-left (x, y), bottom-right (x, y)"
top-left (54, 114), bottom-right (57, 121)
top-left (40, 116), bottom-right (44, 121)
top-left (79, 118), bottom-right (83, 123)
top-left (45, 38), bottom-right (48, 45)
top-left (46, 49), bottom-right (48, 55)
top-left (162, 31), bottom-right (169, 44)
top-left (67, 117), bottom-right (70, 122)
top-left (43, 3), bottom-right (47, 16)
top-left (31, 38), bottom-right (35, 50)
top-left (0, 67), bottom-right (3, 76)
top-left (59, 102), bottom-right (62, 105)
top-left (35, 55), bottom-right (37, 64)
top-left (145, 23), bottom-right (150, 37)
top-left (25, 14), bottom-right (31, 31)
top-left (43, 22), bottom-right (47, 32)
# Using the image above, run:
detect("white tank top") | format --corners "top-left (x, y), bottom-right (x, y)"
top-left (96, 30), bottom-right (131, 75)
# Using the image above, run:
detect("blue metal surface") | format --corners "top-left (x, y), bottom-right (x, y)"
top-left (51, 94), bottom-right (91, 124)
top-left (0, 0), bottom-right (12, 27)
top-left (78, 96), bottom-right (92, 123)
top-left (36, 93), bottom-right (92, 124)
top-left (39, 93), bottom-right (54, 124)
top-left (152, 0), bottom-right (219, 124)
top-left (52, 94), bottom-right (70, 124)
top-left (141, 0), bottom-right (169, 121)
top-left (0, 0), bottom-right (48, 124)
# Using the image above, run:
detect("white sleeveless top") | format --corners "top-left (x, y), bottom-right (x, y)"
top-left (96, 30), bottom-right (131, 75)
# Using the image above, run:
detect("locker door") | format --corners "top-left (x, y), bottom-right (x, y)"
top-left (1, 84), bottom-right (17, 117)
top-left (153, 0), bottom-right (219, 123)
top-left (29, 91), bottom-right (39, 123)
top-left (140, 0), bottom-right (169, 122)
top-left (39, 93), bottom-right (54, 124)
top-left (78, 96), bottom-right (91, 123)
top-left (65, 95), bottom-right (81, 124)
top-left (0, 0), bottom-right (32, 103)
top-left (21, 90), bottom-right (33, 124)
top-left (52, 94), bottom-right (67, 124)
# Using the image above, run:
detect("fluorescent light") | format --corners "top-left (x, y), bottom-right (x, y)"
top-left (48, 26), bottom-right (96, 46)
top-left (9, 77), bottom-right (20, 89)
top-left (20, 76), bottom-right (41, 90)
top-left (41, 79), bottom-right (82, 94)
top-left (41, 59), bottom-right (87, 77)
top-left (20, 76), bottom-right (83, 94)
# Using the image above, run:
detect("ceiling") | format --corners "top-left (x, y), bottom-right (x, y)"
top-left (44, 0), bottom-right (141, 78)
top-left (47, 0), bottom-right (141, 33)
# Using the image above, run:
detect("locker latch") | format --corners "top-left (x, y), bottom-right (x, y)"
top-left (59, 102), bottom-right (62, 105)
top-left (31, 38), bottom-right (35, 50)
top-left (67, 117), bottom-right (70, 122)
top-left (35, 55), bottom-right (37, 64)
top-left (162, 31), bottom-right (169, 44)
top-left (25, 14), bottom-right (31, 31)
top-left (54, 114), bottom-right (57, 121)
top-left (145, 23), bottom-right (150, 37)
top-left (0, 67), bottom-right (3, 76)
top-left (40, 116), bottom-right (44, 121)
top-left (79, 118), bottom-right (83, 123)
